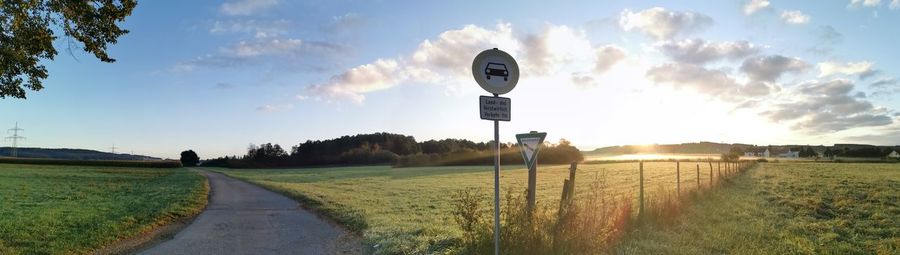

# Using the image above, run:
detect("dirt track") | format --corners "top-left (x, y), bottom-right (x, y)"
top-left (138, 171), bottom-right (361, 255)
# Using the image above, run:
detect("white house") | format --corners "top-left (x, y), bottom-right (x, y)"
top-left (744, 148), bottom-right (770, 157)
top-left (779, 149), bottom-right (799, 158)
top-left (888, 150), bottom-right (900, 160)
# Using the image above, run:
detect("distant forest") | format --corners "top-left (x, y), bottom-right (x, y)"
top-left (0, 147), bottom-right (159, 161)
top-left (202, 133), bottom-right (584, 168)
top-left (590, 142), bottom-right (900, 158)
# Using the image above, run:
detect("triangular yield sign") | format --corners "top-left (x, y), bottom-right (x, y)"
top-left (516, 132), bottom-right (547, 170)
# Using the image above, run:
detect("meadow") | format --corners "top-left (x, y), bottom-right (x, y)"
top-left (617, 162), bottom-right (899, 254)
top-left (0, 164), bottom-right (208, 254)
top-left (217, 161), bottom-right (736, 254)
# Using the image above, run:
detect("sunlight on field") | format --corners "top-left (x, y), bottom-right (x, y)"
top-left (0, 164), bottom-right (207, 254)
top-left (585, 153), bottom-right (721, 161)
top-left (618, 162), bottom-right (900, 254)
top-left (218, 161), bottom-right (735, 254)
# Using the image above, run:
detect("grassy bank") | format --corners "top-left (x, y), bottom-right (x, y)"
top-left (0, 164), bottom-right (207, 254)
top-left (616, 162), bottom-right (900, 254)
top-left (216, 161), bottom-right (729, 254)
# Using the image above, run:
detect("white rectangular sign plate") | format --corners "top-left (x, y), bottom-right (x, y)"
top-left (480, 96), bottom-right (511, 121)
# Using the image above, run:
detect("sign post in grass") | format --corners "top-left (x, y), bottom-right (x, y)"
top-left (473, 48), bottom-right (519, 255)
top-left (516, 131), bottom-right (546, 214)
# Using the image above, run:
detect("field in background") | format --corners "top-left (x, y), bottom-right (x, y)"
top-left (217, 161), bottom-right (738, 254)
top-left (0, 164), bottom-right (207, 254)
top-left (0, 157), bottom-right (182, 168)
top-left (617, 162), bottom-right (899, 254)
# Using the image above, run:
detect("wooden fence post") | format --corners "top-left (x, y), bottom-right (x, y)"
top-left (559, 163), bottom-right (579, 216)
top-left (696, 164), bottom-right (700, 190)
top-left (639, 161), bottom-right (644, 216)
top-left (676, 161), bottom-right (681, 197)
top-left (709, 162), bottom-right (713, 187)
top-left (717, 162), bottom-right (721, 182)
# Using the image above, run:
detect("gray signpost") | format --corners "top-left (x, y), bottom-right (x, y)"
top-left (517, 131), bottom-right (547, 213)
top-left (473, 48), bottom-right (519, 255)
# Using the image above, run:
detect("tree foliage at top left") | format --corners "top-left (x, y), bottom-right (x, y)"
top-left (0, 0), bottom-right (137, 99)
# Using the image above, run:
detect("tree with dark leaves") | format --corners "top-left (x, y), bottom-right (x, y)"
top-left (1, 0), bottom-right (137, 99)
top-left (180, 150), bottom-right (199, 167)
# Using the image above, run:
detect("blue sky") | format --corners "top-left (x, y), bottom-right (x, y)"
top-left (2, 0), bottom-right (900, 159)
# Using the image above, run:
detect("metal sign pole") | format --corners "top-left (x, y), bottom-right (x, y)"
top-left (492, 94), bottom-right (501, 255)
top-left (473, 48), bottom-right (518, 255)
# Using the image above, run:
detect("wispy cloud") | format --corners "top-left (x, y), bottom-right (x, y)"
top-left (215, 82), bottom-right (235, 89)
top-left (817, 61), bottom-right (878, 79)
top-left (209, 19), bottom-right (291, 38)
top-left (255, 103), bottom-right (293, 112)
top-left (619, 7), bottom-right (713, 40)
top-left (848, 0), bottom-right (882, 8)
top-left (304, 23), bottom-right (629, 103)
top-left (740, 55), bottom-right (809, 82)
top-left (220, 0), bottom-right (278, 16)
top-left (744, 0), bottom-right (771, 15)
top-left (780, 10), bottom-right (811, 24)
top-left (658, 39), bottom-right (760, 64)
top-left (173, 38), bottom-right (345, 72)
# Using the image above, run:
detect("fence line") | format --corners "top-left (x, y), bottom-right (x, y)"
top-left (631, 160), bottom-right (757, 216)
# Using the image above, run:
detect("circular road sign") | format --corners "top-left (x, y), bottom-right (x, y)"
top-left (472, 48), bottom-right (519, 95)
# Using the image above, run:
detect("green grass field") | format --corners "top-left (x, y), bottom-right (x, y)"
top-left (617, 162), bottom-right (900, 254)
top-left (217, 161), bottom-right (732, 254)
top-left (0, 164), bottom-right (208, 254)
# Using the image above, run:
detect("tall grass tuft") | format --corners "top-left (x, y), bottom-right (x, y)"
top-left (451, 174), bottom-right (635, 254)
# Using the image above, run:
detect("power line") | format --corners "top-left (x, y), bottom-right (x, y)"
top-left (110, 143), bottom-right (118, 154)
top-left (5, 122), bottom-right (25, 157)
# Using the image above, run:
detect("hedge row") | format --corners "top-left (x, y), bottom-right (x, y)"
top-left (0, 157), bottom-right (182, 168)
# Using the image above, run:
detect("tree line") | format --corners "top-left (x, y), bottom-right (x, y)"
top-left (200, 132), bottom-right (584, 168)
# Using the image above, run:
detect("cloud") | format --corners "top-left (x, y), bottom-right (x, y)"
top-left (744, 0), bottom-right (771, 15)
top-left (327, 13), bottom-right (364, 32)
top-left (817, 61), bottom-right (878, 79)
top-left (521, 25), bottom-right (595, 75)
top-left (209, 19), bottom-right (291, 38)
top-left (220, 0), bottom-right (278, 16)
top-left (762, 79), bottom-right (892, 132)
top-left (647, 63), bottom-right (779, 100)
top-left (780, 10), bottom-right (811, 24)
top-left (570, 74), bottom-right (597, 88)
top-left (306, 59), bottom-right (402, 103)
top-left (818, 26), bottom-right (843, 44)
top-left (892, 0), bottom-right (899, 9)
top-left (256, 103), bottom-right (293, 112)
top-left (410, 23), bottom-right (520, 76)
top-left (174, 38), bottom-right (345, 71)
top-left (869, 77), bottom-right (900, 96)
top-left (870, 77), bottom-right (898, 88)
top-left (215, 82), bottom-right (235, 89)
top-left (646, 63), bottom-right (739, 96)
top-left (307, 23), bottom-right (627, 103)
top-left (657, 39), bottom-right (760, 64)
top-left (619, 7), bottom-right (713, 40)
top-left (307, 23), bottom-right (519, 103)
top-left (740, 55), bottom-right (809, 82)
top-left (849, 0), bottom-right (882, 8)
top-left (594, 45), bottom-right (627, 74)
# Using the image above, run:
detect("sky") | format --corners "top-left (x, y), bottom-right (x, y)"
top-left (2, 0), bottom-right (900, 159)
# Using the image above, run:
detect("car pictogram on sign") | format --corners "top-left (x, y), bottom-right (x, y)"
top-left (485, 62), bottom-right (509, 81)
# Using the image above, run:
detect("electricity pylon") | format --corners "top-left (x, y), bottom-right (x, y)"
top-left (5, 122), bottom-right (25, 157)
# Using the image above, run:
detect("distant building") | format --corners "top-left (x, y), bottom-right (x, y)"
top-left (744, 147), bottom-right (770, 157)
top-left (778, 149), bottom-right (799, 158)
top-left (888, 150), bottom-right (900, 160)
